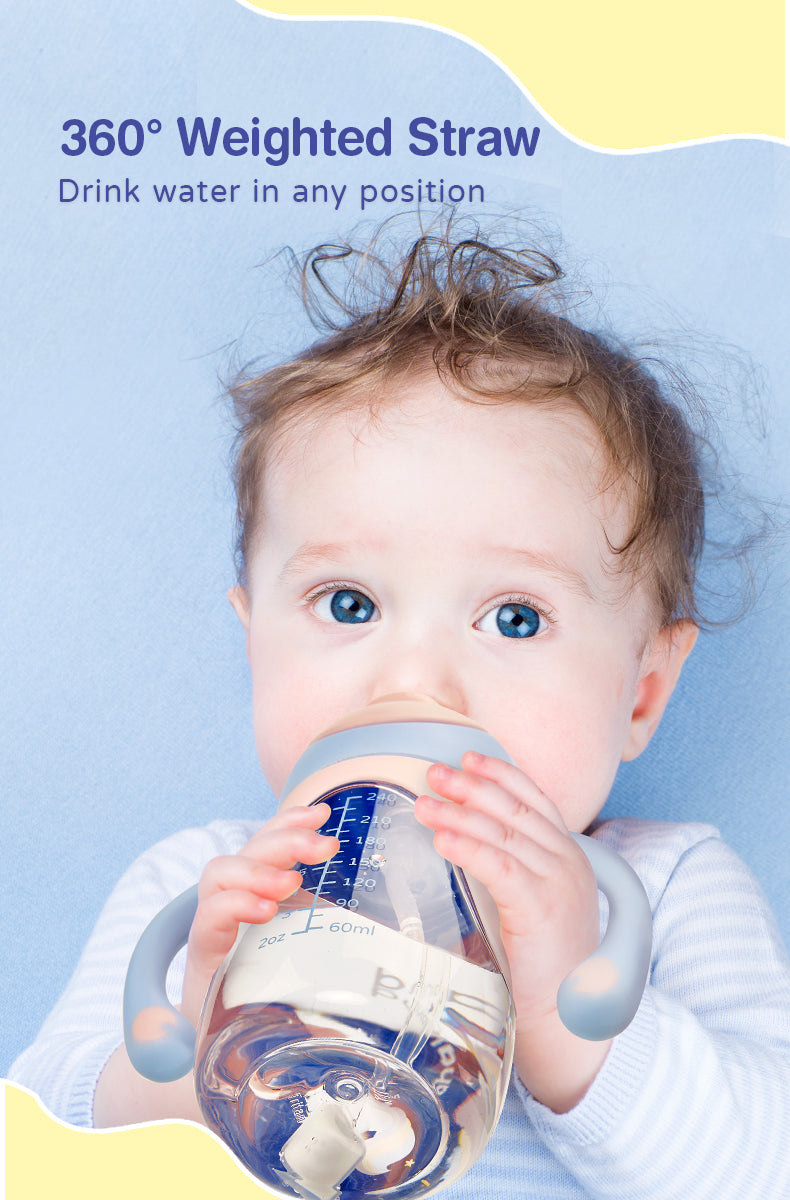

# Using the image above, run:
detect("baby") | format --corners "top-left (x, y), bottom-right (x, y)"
top-left (11, 227), bottom-right (790, 1198)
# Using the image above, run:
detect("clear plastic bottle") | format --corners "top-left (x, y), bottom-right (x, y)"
top-left (125, 696), bottom-right (651, 1199)
top-left (194, 781), bottom-right (515, 1200)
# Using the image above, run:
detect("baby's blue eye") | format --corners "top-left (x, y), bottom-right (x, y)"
top-left (478, 602), bottom-right (544, 639)
top-left (496, 603), bottom-right (541, 638)
top-left (316, 588), bottom-right (377, 624)
top-left (331, 590), bottom-right (375, 623)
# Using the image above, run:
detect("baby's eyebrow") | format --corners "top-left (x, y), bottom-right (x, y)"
top-left (491, 547), bottom-right (597, 601)
top-left (278, 541), bottom-right (357, 583)
top-left (279, 541), bottom-right (599, 601)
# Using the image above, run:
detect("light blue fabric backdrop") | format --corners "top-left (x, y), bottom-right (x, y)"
top-left (2, 0), bottom-right (788, 1072)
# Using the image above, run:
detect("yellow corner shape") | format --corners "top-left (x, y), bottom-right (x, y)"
top-left (4, 1084), bottom-right (277, 1200)
top-left (241, 0), bottom-right (785, 147)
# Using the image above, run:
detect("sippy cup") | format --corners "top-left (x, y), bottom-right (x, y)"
top-left (124, 696), bottom-right (652, 1200)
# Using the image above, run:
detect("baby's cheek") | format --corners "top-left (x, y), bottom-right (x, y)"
top-left (558, 726), bottom-right (627, 828)
top-left (540, 726), bottom-right (603, 803)
top-left (252, 683), bottom-right (338, 798)
top-left (501, 697), bottom-right (620, 829)
top-left (251, 685), bottom-right (294, 793)
top-left (254, 715), bottom-right (304, 797)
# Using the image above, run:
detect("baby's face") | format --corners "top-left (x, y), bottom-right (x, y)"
top-left (233, 375), bottom-right (678, 833)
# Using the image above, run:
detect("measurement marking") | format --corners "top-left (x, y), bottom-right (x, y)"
top-left (292, 794), bottom-right (353, 935)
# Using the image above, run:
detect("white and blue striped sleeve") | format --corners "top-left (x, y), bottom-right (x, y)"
top-left (6, 819), bottom-right (258, 1128)
top-left (517, 821), bottom-right (790, 1200)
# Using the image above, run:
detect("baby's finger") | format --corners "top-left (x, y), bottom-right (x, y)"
top-left (195, 884), bottom-right (290, 940)
top-left (242, 802), bottom-right (335, 848)
top-left (460, 753), bottom-right (568, 831)
top-left (414, 792), bottom-right (559, 879)
top-left (198, 854), bottom-right (303, 903)
top-left (237, 818), bottom-right (340, 872)
top-left (425, 759), bottom-right (569, 846)
top-left (187, 884), bottom-right (293, 976)
top-left (426, 825), bottom-right (533, 921)
top-left (427, 824), bottom-right (591, 938)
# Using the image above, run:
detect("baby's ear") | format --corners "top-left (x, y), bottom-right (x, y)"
top-left (228, 585), bottom-right (251, 632)
top-left (621, 620), bottom-right (698, 762)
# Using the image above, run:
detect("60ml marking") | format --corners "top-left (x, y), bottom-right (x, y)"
top-left (256, 920), bottom-right (374, 949)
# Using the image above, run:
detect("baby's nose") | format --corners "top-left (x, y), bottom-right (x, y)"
top-left (369, 648), bottom-right (466, 716)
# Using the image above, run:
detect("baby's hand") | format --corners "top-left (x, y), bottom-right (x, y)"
top-left (180, 804), bottom-right (339, 1028)
top-left (414, 753), bottom-right (609, 1111)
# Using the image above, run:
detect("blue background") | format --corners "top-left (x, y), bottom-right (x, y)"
top-left (1, 0), bottom-right (788, 1073)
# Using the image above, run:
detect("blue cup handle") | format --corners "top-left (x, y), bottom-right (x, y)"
top-left (123, 885), bottom-right (198, 1082)
top-left (558, 834), bottom-right (653, 1040)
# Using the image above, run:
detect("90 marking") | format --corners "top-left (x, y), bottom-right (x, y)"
top-left (61, 118), bottom-right (163, 157)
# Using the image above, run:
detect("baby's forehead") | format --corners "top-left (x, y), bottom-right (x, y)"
top-left (262, 380), bottom-right (635, 568)
top-left (269, 379), bottom-right (619, 502)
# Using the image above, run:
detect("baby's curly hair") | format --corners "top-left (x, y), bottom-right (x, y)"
top-left (229, 219), bottom-right (760, 627)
